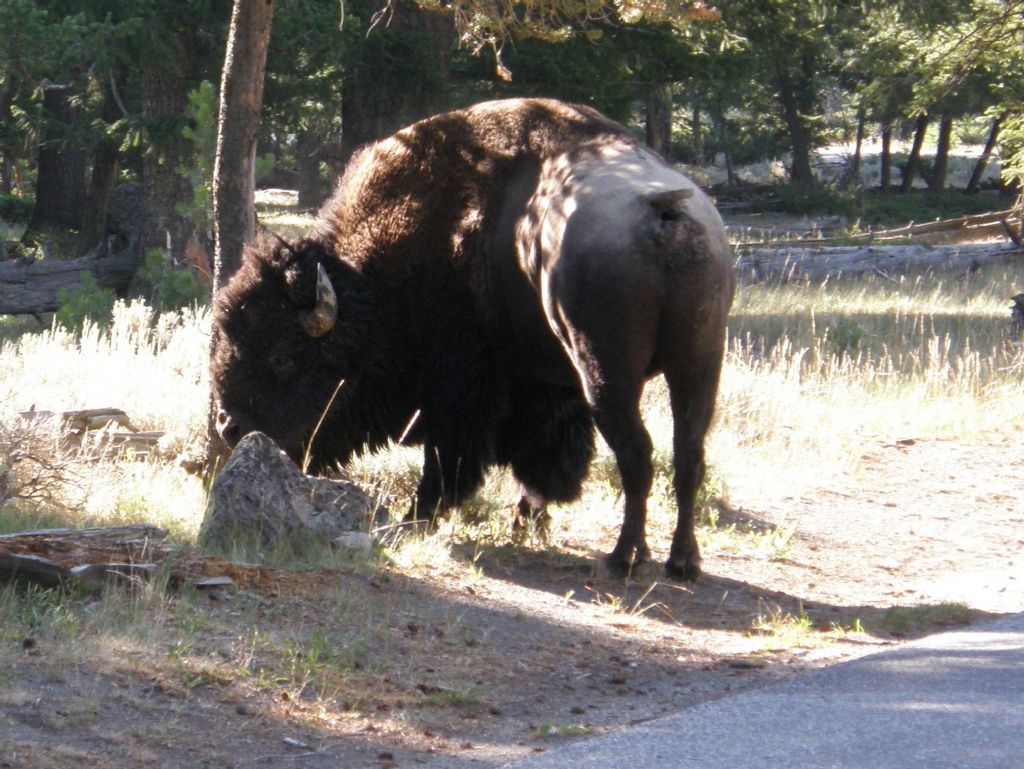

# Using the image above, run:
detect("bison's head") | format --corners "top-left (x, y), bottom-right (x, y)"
top-left (210, 234), bottom-right (353, 469)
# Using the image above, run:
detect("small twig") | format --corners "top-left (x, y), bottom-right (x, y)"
top-left (397, 409), bottom-right (421, 444)
top-left (301, 378), bottom-right (345, 474)
top-left (255, 751), bottom-right (318, 761)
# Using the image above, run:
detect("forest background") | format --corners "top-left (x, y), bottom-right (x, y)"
top-left (2, 0), bottom-right (1023, 274)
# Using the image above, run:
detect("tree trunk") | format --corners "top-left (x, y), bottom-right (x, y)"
top-left (716, 100), bottom-right (736, 186)
top-left (77, 73), bottom-right (124, 256)
top-left (841, 107), bottom-right (865, 190)
top-left (340, 0), bottom-right (453, 162)
top-left (966, 116), bottom-right (1002, 194)
top-left (880, 123), bottom-right (893, 191)
top-left (295, 128), bottom-right (324, 210)
top-left (691, 95), bottom-right (705, 166)
top-left (644, 84), bottom-right (673, 159)
top-left (208, 0), bottom-right (275, 478)
top-left (774, 60), bottom-right (814, 185)
top-left (23, 84), bottom-right (87, 242)
top-left (900, 115), bottom-right (928, 193)
top-left (0, 74), bottom-right (17, 195)
top-left (928, 114), bottom-right (953, 192)
top-left (213, 0), bottom-right (274, 294)
top-left (141, 58), bottom-right (196, 261)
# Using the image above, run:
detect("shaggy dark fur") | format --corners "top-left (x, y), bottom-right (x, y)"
top-left (211, 98), bottom-right (734, 581)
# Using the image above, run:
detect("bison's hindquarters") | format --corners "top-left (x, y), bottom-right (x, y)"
top-left (539, 147), bottom-right (733, 581)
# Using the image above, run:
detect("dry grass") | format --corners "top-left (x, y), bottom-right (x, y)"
top-left (2, 249), bottom-right (1021, 549)
top-left (0, 300), bottom-right (209, 538)
top-left (709, 263), bottom-right (1024, 499)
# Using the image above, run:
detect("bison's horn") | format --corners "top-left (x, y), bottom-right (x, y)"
top-left (299, 263), bottom-right (337, 337)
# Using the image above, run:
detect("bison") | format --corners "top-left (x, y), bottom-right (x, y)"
top-left (211, 98), bottom-right (734, 581)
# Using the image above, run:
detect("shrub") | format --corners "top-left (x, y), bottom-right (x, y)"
top-left (0, 192), bottom-right (33, 224)
top-left (824, 316), bottom-right (866, 355)
top-left (138, 249), bottom-right (208, 312)
top-left (0, 414), bottom-right (79, 512)
top-left (56, 272), bottom-right (117, 332)
top-left (777, 182), bottom-right (861, 218)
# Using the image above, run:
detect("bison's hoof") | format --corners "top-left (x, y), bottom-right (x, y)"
top-left (605, 554), bottom-right (635, 579)
top-left (664, 557), bottom-right (701, 583)
top-left (605, 547), bottom-right (651, 579)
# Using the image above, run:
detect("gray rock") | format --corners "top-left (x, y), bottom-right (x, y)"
top-left (198, 432), bottom-right (384, 551)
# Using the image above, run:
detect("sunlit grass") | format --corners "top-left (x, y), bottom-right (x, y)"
top-left (0, 300), bottom-right (210, 541)
top-left (716, 262), bottom-right (1024, 464)
top-left (1, 235), bottom-right (1021, 558)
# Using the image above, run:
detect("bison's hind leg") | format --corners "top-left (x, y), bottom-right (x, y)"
top-left (662, 361), bottom-right (724, 583)
top-left (591, 391), bottom-right (656, 577)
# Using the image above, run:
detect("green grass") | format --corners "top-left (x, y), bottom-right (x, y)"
top-left (869, 603), bottom-right (976, 638)
top-left (749, 604), bottom-right (821, 651)
top-left (854, 190), bottom-right (1011, 228)
top-left (535, 723), bottom-right (594, 739)
top-left (0, 506), bottom-right (71, 534)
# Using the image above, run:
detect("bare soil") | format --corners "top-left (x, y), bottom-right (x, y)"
top-left (2, 435), bottom-right (1023, 769)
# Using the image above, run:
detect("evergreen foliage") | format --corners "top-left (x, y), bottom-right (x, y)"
top-left (56, 272), bottom-right (116, 332)
top-left (1, 0), bottom-right (1021, 236)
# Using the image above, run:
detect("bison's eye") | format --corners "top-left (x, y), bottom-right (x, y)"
top-left (268, 352), bottom-right (296, 378)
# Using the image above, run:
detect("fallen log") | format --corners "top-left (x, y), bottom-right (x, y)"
top-left (736, 242), bottom-right (1024, 283)
top-left (19, 408), bottom-right (164, 460)
top-left (0, 552), bottom-right (69, 588)
top-left (863, 208), bottom-right (1022, 242)
top-left (0, 245), bottom-right (141, 315)
top-left (0, 524), bottom-right (172, 566)
top-left (0, 524), bottom-right (323, 596)
top-left (739, 207), bottom-right (1023, 247)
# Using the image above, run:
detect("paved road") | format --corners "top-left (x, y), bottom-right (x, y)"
top-left (504, 613), bottom-right (1024, 769)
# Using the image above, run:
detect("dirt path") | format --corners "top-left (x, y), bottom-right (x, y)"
top-left (2, 437), bottom-right (1022, 769)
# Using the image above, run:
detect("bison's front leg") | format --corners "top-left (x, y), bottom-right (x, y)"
top-left (406, 445), bottom-right (451, 524)
top-left (403, 279), bottom-right (505, 523)
top-left (499, 387), bottom-right (595, 534)
top-left (405, 417), bottom-right (493, 524)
